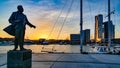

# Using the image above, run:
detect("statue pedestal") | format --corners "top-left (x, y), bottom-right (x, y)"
top-left (7, 50), bottom-right (32, 68)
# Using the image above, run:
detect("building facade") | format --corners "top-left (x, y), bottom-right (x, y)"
top-left (70, 34), bottom-right (80, 45)
top-left (95, 14), bottom-right (103, 42)
top-left (103, 21), bottom-right (115, 43)
top-left (70, 29), bottom-right (90, 45)
top-left (83, 29), bottom-right (90, 44)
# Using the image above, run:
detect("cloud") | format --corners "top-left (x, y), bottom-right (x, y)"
top-left (0, 0), bottom-right (120, 39)
top-left (26, 0), bottom-right (120, 39)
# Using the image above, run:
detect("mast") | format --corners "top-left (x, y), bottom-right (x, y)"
top-left (80, 0), bottom-right (83, 53)
top-left (108, 0), bottom-right (111, 46)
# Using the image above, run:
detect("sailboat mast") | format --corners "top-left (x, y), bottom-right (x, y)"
top-left (80, 0), bottom-right (83, 53)
top-left (108, 0), bottom-right (111, 46)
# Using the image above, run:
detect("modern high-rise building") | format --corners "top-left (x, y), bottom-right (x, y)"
top-left (95, 14), bottom-right (103, 42)
top-left (103, 21), bottom-right (115, 43)
top-left (83, 29), bottom-right (90, 44)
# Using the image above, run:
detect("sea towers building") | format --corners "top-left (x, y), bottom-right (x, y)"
top-left (95, 14), bottom-right (103, 42)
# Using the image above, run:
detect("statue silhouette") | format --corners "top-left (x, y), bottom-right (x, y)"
top-left (9, 5), bottom-right (36, 51)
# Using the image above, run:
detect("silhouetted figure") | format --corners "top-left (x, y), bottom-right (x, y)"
top-left (9, 5), bottom-right (36, 51)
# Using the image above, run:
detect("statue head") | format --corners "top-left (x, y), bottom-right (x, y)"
top-left (17, 5), bottom-right (24, 13)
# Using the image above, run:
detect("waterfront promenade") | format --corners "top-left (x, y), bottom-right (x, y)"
top-left (0, 45), bottom-right (120, 68)
top-left (0, 53), bottom-right (120, 68)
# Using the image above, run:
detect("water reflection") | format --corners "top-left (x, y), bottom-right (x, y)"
top-left (0, 45), bottom-right (73, 54)
top-left (26, 45), bottom-right (72, 53)
top-left (0, 44), bottom-right (120, 54)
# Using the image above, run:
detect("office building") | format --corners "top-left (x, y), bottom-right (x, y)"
top-left (83, 29), bottom-right (90, 44)
top-left (95, 14), bottom-right (103, 42)
top-left (70, 29), bottom-right (90, 45)
top-left (103, 21), bottom-right (115, 43)
top-left (70, 34), bottom-right (80, 45)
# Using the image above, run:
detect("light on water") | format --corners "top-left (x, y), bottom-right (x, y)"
top-left (0, 45), bottom-right (73, 54)
top-left (0, 44), bottom-right (120, 54)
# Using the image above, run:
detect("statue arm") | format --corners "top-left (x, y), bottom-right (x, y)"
top-left (25, 16), bottom-right (36, 28)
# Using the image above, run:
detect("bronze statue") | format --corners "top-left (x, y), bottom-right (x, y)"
top-left (8, 5), bottom-right (36, 51)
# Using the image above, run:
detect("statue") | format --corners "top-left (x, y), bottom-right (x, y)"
top-left (8, 5), bottom-right (36, 51)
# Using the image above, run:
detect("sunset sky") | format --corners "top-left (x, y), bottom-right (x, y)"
top-left (0, 0), bottom-right (120, 40)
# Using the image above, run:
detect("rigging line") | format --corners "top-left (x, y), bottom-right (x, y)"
top-left (104, 0), bottom-right (107, 21)
top-left (112, 1), bottom-right (118, 38)
top-left (47, 0), bottom-right (68, 39)
top-left (59, 0), bottom-right (79, 34)
top-left (102, 1), bottom-right (106, 14)
top-left (49, 46), bottom-right (71, 68)
top-left (70, 0), bottom-right (80, 33)
top-left (50, 46), bottom-right (71, 68)
top-left (69, 0), bottom-right (80, 32)
top-left (112, 0), bottom-right (116, 24)
top-left (50, 54), bottom-right (64, 68)
top-left (98, 1), bottom-right (104, 14)
top-left (88, 0), bottom-right (92, 25)
top-left (56, 0), bottom-right (74, 40)
top-left (69, 0), bottom-right (79, 25)
top-left (0, 63), bottom-right (6, 67)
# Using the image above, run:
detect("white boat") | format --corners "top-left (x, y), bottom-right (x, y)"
top-left (93, 46), bottom-right (109, 53)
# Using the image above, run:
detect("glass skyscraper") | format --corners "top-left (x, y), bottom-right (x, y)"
top-left (95, 14), bottom-right (103, 42)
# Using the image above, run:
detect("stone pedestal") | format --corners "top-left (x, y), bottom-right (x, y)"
top-left (7, 50), bottom-right (32, 68)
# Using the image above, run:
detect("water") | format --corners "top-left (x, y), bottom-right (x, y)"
top-left (0, 44), bottom-right (120, 54)
top-left (0, 44), bottom-right (94, 54)
top-left (0, 45), bottom-right (80, 54)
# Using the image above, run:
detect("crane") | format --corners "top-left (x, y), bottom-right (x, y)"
top-left (105, 9), bottom-right (115, 18)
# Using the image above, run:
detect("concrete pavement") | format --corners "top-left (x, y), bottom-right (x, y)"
top-left (32, 54), bottom-right (120, 68)
top-left (0, 53), bottom-right (120, 68)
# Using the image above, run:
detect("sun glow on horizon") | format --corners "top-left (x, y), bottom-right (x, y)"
top-left (39, 34), bottom-right (48, 39)
top-left (0, 0), bottom-right (120, 40)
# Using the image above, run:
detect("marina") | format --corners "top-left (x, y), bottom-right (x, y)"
top-left (0, 44), bottom-right (120, 68)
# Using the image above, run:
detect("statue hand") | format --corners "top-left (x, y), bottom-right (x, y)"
top-left (32, 25), bottom-right (36, 29)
